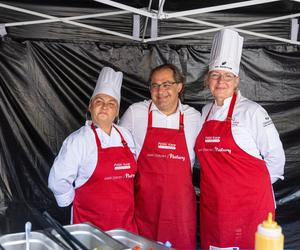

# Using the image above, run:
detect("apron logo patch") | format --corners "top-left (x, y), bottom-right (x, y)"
top-left (168, 153), bottom-right (185, 162)
top-left (158, 142), bottom-right (176, 150)
top-left (114, 163), bottom-right (131, 170)
top-left (205, 136), bottom-right (220, 143)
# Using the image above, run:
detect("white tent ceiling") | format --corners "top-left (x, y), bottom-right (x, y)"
top-left (0, 0), bottom-right (300, 45)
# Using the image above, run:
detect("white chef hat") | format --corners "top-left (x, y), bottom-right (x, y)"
top-left (91, 67), bottom-right (123, 104)
top-left (209, 28), bottom-right (244, 76)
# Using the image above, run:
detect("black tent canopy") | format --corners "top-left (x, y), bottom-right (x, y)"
top-left (1, 0), bottom-right (300, 44)
top-left (0, 0), bottom-right (299, 249)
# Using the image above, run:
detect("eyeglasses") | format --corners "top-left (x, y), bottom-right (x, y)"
top-left (208, 72), bottom-right (236, 82)
top-left (149, 81), bottom-right (177, 91)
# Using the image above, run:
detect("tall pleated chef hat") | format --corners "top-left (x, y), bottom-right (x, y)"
top-left (209, 28), bottom-right (244, 76)
top-left (91, 67), bottom-right (123, 104)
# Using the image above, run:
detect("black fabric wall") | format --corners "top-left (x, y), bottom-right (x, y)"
top-left (0, 40), bottom-right (300, 248)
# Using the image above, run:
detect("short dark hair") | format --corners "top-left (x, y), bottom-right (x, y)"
top-left (149, 63), bottom-right (185, 100)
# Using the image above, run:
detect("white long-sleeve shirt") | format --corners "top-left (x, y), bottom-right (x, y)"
top-left (119, 100), bottom-right (202, 168)
top-left (202, 91), bottom-right (285, 184)
top-left (48, 121), bottom-right (136, 207)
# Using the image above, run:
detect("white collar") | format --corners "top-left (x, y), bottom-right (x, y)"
top-left (150, 100), bottom-right (183, 116)
top-left (213, 90), bottom-right (241, 108)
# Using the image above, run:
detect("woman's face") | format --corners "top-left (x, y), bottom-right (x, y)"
top-left (89, 94), bottom-right (118, 126)
top-left (207, 70), bottom-right (239, 105)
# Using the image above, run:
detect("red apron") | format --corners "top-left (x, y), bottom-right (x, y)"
top-left (135, 103), bottom-right (196, 250)
top-left (195, 93), bottom-right (275, 249)
top-left (73, 123), bottom-right (137, 233)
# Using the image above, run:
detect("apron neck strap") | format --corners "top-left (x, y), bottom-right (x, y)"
top-left (179, 112), bottom-right (184, 130)
top-left (91, 122), bottom-right (102, 150)
top-left (227, 92), bottom-right (237, 121)
top-left (147, 102), bottom-right (153, 128)
top-left (113, 125), bottom-right (128, 147)
top-left (205, 104), bottom-right (213, 122)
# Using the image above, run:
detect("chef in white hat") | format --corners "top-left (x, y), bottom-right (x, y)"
top-left (48, 67), bottom-right (138, 233)
top-left (194, 29), bottom-right (285, 249)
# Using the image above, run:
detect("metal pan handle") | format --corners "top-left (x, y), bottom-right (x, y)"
top-left (42, 211), bottom-right (89, 250)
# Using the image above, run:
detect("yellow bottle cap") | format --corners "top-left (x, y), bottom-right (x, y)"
top-left (262, 212), bottom-right (279, 229)
top-left (258, 212), bottom-right (282, 237)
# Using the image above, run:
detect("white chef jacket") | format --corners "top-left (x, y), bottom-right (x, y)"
top-left (48, 121), bottom-right (136, 207)
top-left (119, 100), bottom-right (202, 168)
top-left (202, 91), bottom-right (285, 184)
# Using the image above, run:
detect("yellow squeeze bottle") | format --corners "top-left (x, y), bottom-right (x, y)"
top-left (255, 212), bottom-right (284, 250)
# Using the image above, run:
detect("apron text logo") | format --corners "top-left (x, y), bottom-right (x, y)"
top-left (104, 173), bottom-right (135, 181)
top-left (114, 163), bottom-right (131, 170)
top-left (158, 142), bottom-right (176, 150)
top-left (198, 147), bottom-right (231, 154)
top-left (104, 175), bottom-right (123, 180)
top-left (168, 153), bottom-right (185, 162)
top-left (147, 153), bottom-right (167, 158)
top-left (205, 136), bottom-right (221, 143)
top-left (125, 173), bottom-right (135, 179)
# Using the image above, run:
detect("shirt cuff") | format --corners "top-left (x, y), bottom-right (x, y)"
top-left (271, 175), bottom-right (284, 184)
top-left (54, 188), bottom-right (75, 207)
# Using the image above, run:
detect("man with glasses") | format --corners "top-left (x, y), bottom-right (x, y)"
top-left (120, 63), bottom-right (201, 250)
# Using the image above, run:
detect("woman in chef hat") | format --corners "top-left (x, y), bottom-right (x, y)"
top-left (48, 67), bottom-right (137, 232)
top-left (194, 29), bottom-right (285, 249)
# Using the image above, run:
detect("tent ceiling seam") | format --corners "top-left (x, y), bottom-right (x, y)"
top-left (164, 0), bottom-right (281, 19)
top-left (4, 11), bottom-right (131, 27)
top-left (0, 3), bottom-right (141, 41)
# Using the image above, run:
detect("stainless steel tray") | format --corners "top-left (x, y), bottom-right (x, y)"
top-left (106, 229), bottom-right (175, 250)
top-left (0, 231), bottom-right (64, 250)
top-left (53, 223), bottom-right (130, 250)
